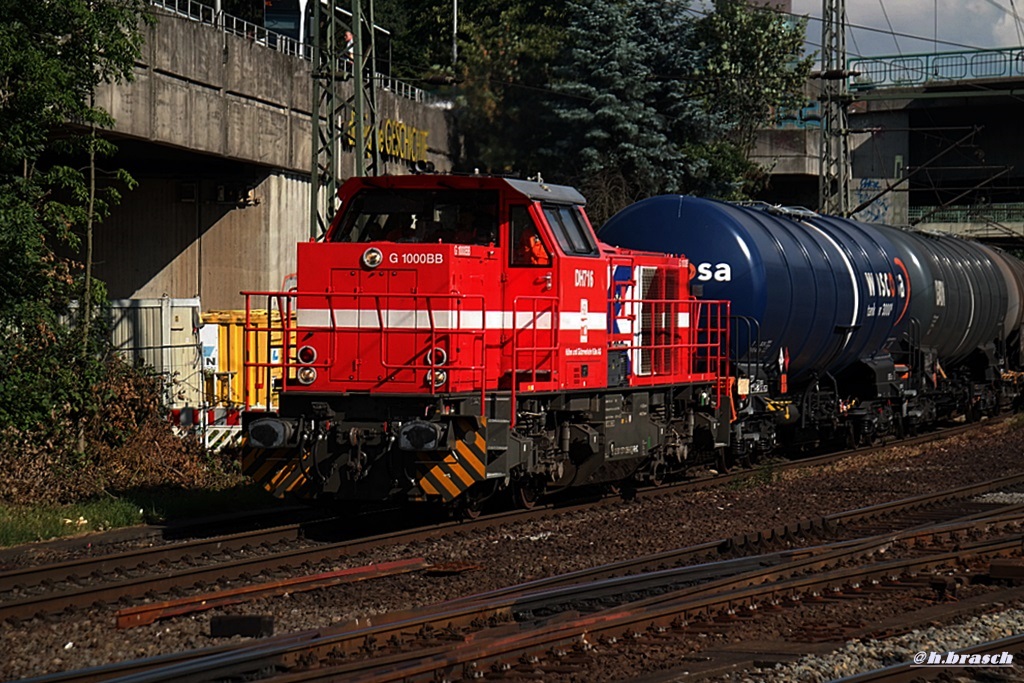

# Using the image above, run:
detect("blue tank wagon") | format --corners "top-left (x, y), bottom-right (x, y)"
top-left (601, 196), bottom-right (1024, 454)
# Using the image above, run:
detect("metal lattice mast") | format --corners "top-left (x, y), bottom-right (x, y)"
top-left (310, 0), bottom-right (340, 239)
top-left (819, 0), bottom-right (851, 216)
top-left (350, 0), bottom-right (380, 177)
top-left (309, 0), bottom-right (378, 240)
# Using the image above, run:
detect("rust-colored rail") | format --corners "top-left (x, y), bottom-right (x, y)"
top-left (322, 531), bottom-right (1024, 682)
top-left (32, 473), bottom-right (1024, 683)
top-left (114, 558), bottom-right (428, 628)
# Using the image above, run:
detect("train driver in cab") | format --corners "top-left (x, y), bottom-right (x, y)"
top-left (513, 217), bottom-right (550, 266)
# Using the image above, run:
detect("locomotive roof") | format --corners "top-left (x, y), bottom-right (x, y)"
top-left (503, 178), bottom-right (586, 206)
top-left (339, 174), bottom-right (587, 206)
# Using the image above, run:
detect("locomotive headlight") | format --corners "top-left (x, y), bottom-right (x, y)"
top-left (297, 345), bottom-right (317, 364)
top-left (426, 369), bottom-right (448, 387)
top-left (425, 347), bottom-right (447, 366)
top-left (361, 247), bottom-right (384, 269)
top-left (297, 366), bottom-right (318, 385)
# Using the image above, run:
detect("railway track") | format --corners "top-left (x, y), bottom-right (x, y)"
top-left (0, 420), bottom-right (991, 628)
top-left (831, 633), bottom-right (1024, 682)
top-left (23, 467), bottom-right (1024, 683)
top-left (241, 502), bottom-right (1024, 682)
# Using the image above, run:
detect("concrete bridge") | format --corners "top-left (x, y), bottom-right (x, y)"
top-left (95, 13), bottom-right (1024, 316)
top-left (752, 46), bottom-right (1024, 247)
top-left (92, 1), bottom-right (453, 310)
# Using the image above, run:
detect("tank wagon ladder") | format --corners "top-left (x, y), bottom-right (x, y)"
top-left (695, 299), bottom-right (732, 416)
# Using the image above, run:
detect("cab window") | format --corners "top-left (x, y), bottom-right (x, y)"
top-left (542, 204), bottom-right (598, 257)
top-left (330, 189), bottom-right (499, 245)
top-left (510, 205), bottom-right (550, 267)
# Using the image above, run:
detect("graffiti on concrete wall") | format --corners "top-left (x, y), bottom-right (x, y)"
top-left (850, 178), bottom-right (900, 224)
top-left (777, 101), bottom-right (822, 129)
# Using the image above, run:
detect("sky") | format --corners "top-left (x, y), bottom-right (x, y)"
top-left (789, 0), bottom-right (1024, 61)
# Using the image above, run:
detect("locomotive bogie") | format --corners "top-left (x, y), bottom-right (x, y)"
top-left (241, 384), bottom-right (724, 505)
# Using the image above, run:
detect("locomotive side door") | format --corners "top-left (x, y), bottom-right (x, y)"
top-left (503, 202), bottom-right (558, 390)
top-left (540, 203), bottom-right (606, 390)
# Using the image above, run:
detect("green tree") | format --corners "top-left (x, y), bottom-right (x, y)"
top-left (543, 0), bottom-right (810, 218)
top-left (693, 0), bottom-right (811, 153)
top-left (0, 0), bottom-right (153, 494)
top-left (687, 0), bottom-right (812, 195)
top-left (339, 0), bottom-right (809, 216)
top-left (452, 0), bottom-right (567, 173)
top-left (541, 0), bottom-right (679, 222)
top-left (0, 0), bottom-right (148, 421)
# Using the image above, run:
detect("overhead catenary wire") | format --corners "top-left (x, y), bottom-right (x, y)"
top-left (785, 8), bottom-right (992, 54)
top-left (876, 0), bottom-right (903, 55)
top-left (382, 2), bottom-right (1024, 109)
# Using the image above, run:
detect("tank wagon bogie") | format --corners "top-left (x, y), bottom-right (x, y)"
top-left (241, 176), bottom-right (731, 512)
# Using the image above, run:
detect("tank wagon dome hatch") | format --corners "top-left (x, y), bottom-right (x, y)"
top-left (599, 195), bottom-right (914, 382)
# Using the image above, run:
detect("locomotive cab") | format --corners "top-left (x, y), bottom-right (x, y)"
top-left (241, 175), bottom-right (731, 510)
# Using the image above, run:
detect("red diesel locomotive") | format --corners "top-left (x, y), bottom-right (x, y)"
top-left (241, 175), bottom-right (731, 513)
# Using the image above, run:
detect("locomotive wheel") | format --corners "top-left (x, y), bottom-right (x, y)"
top-left (459, 499), bottom-right (483, 520)
top-left (715, 449), bottom-right (736, 473)
top-left (514, 480), bottom-right (541, 509)
top-left (458, 482), bottom-right (497, 520)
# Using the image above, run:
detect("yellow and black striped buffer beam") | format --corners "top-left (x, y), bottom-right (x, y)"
top-left (418, 417), bottom-right (488, 502)
top-left (241, 440), bottom-right (309, 499)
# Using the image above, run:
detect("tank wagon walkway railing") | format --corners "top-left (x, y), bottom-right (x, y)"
top-left (148, 0), bottom-right (438, 104)
top-left (850, 46), bottom-right (1024, 91)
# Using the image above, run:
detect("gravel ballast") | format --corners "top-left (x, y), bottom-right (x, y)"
top-left (4, 420), bottom-right (1024, 680)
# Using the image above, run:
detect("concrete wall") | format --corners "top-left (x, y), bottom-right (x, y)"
top-left (95, 171), bottom-right (309, 310)
top-left (95, 8), bottom-right (452, 175)
top-left (751, 128), bottom-right (819, 177)
top-left (91, 8), bottom-right (454, 310)
top-left (96, 11), bottom-right (311, 172)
